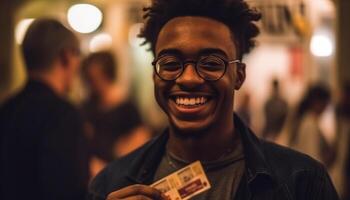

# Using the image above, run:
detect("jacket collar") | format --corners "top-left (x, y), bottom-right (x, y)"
top-left (233, 115), bottom-right (276, 185)
top-left (26, 79), bottom-right (58, 98)
top-left (126, 131), bottom-right (169, 184)
top-left (126, 114), bottom-right (276, 187)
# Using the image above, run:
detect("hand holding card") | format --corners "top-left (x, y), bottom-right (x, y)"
top-left (151, 161), bottom-right (211, 200)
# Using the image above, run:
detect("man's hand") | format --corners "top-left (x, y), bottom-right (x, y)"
top-left (106, 184), bottom-right (167, 200)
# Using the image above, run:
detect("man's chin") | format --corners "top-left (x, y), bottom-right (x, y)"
top-left (170, 119), bottom-right (212, 139)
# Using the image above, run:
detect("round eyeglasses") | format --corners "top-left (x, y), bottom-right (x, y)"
top-left (152, 55), bottom-right (241, 81)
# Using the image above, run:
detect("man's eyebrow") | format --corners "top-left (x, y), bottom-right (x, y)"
top-left (157, 49), bottom-right (182, 57)
top-left (198, 48), bottom-right (228, 57)
top-left (156, 48), bottom-right (229, 58)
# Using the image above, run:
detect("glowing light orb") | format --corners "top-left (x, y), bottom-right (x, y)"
top-left (310, 34), bottom-right (333, 57)
top-left (67, 4), bottom-right (102, 34)
top-left (89, 33), bottom-right (112, 52)
top-left (15, 18), bottom-right (35, 44)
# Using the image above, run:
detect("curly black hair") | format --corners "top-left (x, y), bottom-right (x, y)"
top-left (139, 0), bottom-right (261, 59)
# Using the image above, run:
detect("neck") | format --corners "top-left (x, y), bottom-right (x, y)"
top-left (167, 117), bottom-right (236, 162)
top-left (29, 68), bottom-right (65, 97)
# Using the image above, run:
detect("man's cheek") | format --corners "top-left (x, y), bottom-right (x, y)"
top-left (154, 86), bottom-right (164, 105)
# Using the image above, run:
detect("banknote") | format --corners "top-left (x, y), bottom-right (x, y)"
top-left (151, 161), bottom-right (211, 200)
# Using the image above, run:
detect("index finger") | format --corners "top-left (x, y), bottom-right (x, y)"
top-left (107, 184), bottom-right (164, 200)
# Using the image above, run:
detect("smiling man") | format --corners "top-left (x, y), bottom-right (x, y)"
top-left (88, 0), bottom-right (339, 199)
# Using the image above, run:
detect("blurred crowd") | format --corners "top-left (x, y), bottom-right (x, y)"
top-left (1, 16), bottom-right (349, 199)
top-left (237, 79), bottom-right (350, 198)
top-left (0, 19), bottom-right (152, 200)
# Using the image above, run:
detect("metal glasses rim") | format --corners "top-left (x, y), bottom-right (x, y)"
top-left (153, 57), bottom-right (242, 81)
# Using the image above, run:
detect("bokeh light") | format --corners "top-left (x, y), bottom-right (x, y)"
top-left (89, 33), bottom-right (112, 52)
top-left (15, 18), bottom-right (35, 44)
top-left (310, 34), bottom-right (334, 57)
top-left (67, 4), bottom-right (102, 34)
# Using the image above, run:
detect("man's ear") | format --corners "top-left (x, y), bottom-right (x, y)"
top-left (234, 63), bottom-right (246, 90)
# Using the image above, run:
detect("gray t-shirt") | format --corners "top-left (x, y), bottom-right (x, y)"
top-left (153, 140), bottom-right (245, 200)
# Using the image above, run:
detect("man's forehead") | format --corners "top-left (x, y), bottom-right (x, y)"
top-left (159, 16), bottom-right (231, 37)
top-left (155, 16), bottom-right (236, 57)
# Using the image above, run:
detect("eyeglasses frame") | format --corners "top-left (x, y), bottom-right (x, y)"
top-left (152, 55), bottom-right (242, 81)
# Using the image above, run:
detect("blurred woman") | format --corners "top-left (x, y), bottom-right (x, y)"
top-left (81, 51), bottom-right (151, 178)
top-left (289, 84), bottom-right (335, 167)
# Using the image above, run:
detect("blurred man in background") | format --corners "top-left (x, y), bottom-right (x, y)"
top-left (335, 83), bottom-right (350, 199)
top-left (0, 18), bottom-right (89, 200)
top-left (290, 84), bottom-right (334, 167)
top-left (262, 79), bottom-right (288, 141)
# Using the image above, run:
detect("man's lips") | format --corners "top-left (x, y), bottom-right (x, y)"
top-left (168, 91), bottom-right (215, 116)
top-left (169, 92), bottom-right (213, 104)
top-left (175, 96), bottom-right (208, 106)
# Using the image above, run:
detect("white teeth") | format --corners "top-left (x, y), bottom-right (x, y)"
top-left (190, 98), bottom-right (195, 105)
top-left (174, 97), bottom-right (208, 106)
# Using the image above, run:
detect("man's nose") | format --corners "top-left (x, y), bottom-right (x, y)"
top-left (175, 63), bottom-right (205, 88)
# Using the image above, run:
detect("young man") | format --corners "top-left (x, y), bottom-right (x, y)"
top-left (0, 19), bottom-right (89, 200)
top-left (88, 0), bottom-right (339, 199)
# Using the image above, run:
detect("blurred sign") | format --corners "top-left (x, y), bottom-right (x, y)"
top-left (253, 0), bottom-right (310, 38)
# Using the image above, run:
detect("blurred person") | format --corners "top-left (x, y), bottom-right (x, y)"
top-left (88, 0), bottom-right (339, 199)
top-left (262, 79), bottom-right (288, 141)
top-left (0, 18), bottom-right (89, 200)
top-left (290, 84), bottom-right (335, 167)
top-left (336, 83), bottom-right (350, 119)
top-left (81, 51), bottom-right (151, 178)
top-left (334, 83), bottom-right (350, 199)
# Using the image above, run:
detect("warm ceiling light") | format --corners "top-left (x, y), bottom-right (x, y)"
top-left (310, 34), bottom-right (333, 57)
top-left (67, 4), bottom-right (102, 34)
top-left (89, 33), bottom-right (112, 52)
top-left (15, 18), bottom-right (35, 44)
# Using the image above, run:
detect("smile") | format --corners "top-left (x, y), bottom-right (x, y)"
top-left (168, 92), bottom-right (215, 117)
top-left (167, 91), bottom-right (217, 123)
top-left (175, 96), bottom-right (208, 106)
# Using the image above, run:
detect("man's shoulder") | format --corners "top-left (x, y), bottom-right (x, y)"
top-left (97, 144), bottom-right (147, 178)
top-left (1, 85), bottom-right (74, 112)
top-left (89, 139), bottom-right (156, 199)
top-left (258, 140), bottom-right (339, 199)
top-left (0, 85), bottom-right (81, 131)
top-left (260, 140), bottom-right (327, 181)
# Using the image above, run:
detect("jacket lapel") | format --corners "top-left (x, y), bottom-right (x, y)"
top-left (126, 131), bottom-right (169, 185)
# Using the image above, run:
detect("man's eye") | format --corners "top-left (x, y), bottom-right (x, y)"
top-left (199, 56), bottom-right (224, 71)
top-left (199, 62), bottom-right (223, 71)
top-left (158, 56), bottom-right (181, 71)
top-left (161, 62), bottom-right (182, 71)
top-left (202, 61), bottom-right (222, 67)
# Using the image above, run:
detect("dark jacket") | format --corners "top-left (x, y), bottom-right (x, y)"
top-left (0, 80), bottom-right (89, 200)
top-left (88, 116), bottom-right (339, 200)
